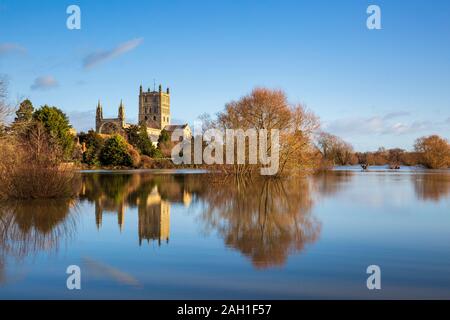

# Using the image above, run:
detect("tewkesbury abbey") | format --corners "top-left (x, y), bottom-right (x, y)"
top-left (95, 84), bottom-right (192, 145)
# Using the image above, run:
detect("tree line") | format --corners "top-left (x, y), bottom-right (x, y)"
top-left (317, 131), bottom-right (450, 169)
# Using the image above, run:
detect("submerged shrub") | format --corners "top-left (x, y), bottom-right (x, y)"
top-left (1, 164), bottom-right (80, 199)
top-left (0, 129), bottom-right (80, 199)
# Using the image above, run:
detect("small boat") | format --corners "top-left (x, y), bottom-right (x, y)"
top-left (361, 164), bottom-right (369, 170)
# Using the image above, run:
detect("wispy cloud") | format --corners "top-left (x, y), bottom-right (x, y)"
top-left (0, 43), bottom-right (26, 56)
top-left (324, 112), bottom-right (437, 137)
top-left (83, 38), bottom-right (143, 69)
top-left (382, 111), bottom-right (410, 120)
top-left (30, 75), bottom-right (58, 90)
top-left (82, 257), bottom-right (140, 287)
top-left (384, 121), bottom-right (432, 135)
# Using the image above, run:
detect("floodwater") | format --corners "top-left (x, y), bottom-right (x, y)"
top-left (1, 167), bottom-right (450, 299)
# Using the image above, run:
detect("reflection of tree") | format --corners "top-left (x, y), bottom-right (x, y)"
top-left (79, 173), bottom-right (324, 268)
top-left (0, 259), bottom-right (4, 284)
top-left (413, 173), bottom-right (450, 202)
top-left (0, 199), bottom-right (76, 283)
top-left (312, 171), bottom-right (354, 198)
top-left (196, 176), bottom-right (321, 269)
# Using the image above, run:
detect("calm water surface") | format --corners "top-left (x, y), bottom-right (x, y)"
top-left (1, 168), bottom-right (450, 299)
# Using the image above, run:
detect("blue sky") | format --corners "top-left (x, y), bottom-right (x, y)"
top-left (1, 0), bottom-right (449, 151)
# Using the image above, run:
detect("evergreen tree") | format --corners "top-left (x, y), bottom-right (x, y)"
top-left (15, 99), bottom-right (34, 122)
top-left (99, 135), bottom-right (133, 166)
top-left (125, 123), bottom-right (159, 157)
top-left (158, 129), bottom-right (170, 146)
top-left (79, 130), bottom-right (104, 165)
top-left (137, 124), bottom-right (158, 157)
top-left (33, 105), bottom-right (74, 158)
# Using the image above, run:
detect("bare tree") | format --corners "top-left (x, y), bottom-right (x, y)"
top-left (216, 88), bottom-right (321, 175)
top-left (317, 132), bottom-right (356, 166)
top-left (0, 75), bottom-right (11, 126)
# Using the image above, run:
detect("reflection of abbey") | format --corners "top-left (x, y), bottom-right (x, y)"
top-left (137, 186), bottom-right (171, 246)
top-left (95, 84), bottom-right (191, 144)
top-left (89, 184), bottom-right (192, 246)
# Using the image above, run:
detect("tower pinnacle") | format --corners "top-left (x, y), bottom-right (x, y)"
top-left (118, 99), bottom-right (125, 120)
top-left (96, 100), bottom-right (103, 119)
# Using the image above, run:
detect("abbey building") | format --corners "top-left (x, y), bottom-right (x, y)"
top-left (95, 84), bottom-right (191, 144)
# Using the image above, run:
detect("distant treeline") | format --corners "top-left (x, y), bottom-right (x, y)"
top-left (317, 132), bottom-right (450, 169)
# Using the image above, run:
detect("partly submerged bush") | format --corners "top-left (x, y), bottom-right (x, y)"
top-left (0, 124), bottom-right (80, 199)
top-left (1, 163), bottom-right (80, 199)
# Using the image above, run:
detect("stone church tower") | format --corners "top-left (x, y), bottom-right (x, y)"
top-left (139, 84), bottom-right (170, 129)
